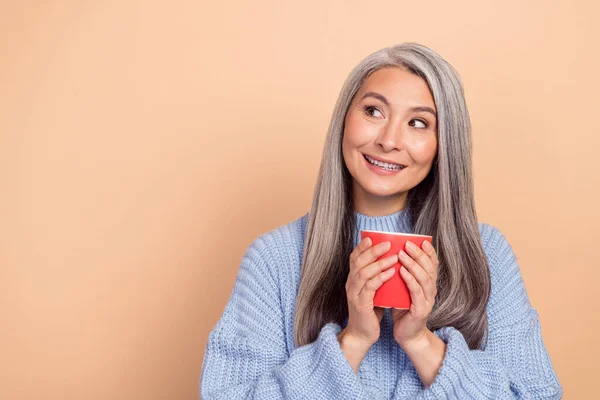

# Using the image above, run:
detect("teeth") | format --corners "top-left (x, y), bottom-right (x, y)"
top-left (365, 155), bottom-right (403, 171)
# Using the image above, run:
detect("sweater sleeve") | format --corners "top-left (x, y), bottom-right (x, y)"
top-left (200, 235), bottom-right (383, 400)
top-left (414, 224), bottom-right (563, 399)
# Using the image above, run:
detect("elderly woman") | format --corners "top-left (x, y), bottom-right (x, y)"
top-left (200, 43), bottom-right (562, 399)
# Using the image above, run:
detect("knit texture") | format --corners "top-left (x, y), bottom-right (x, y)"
top-left (200, 210), bottom-right (562, 399)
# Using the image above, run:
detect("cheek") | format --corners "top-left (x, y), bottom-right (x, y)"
top-left (406, 137), bottom-right (438, 166)
top-left (343, 112), bottom-right (374, 147)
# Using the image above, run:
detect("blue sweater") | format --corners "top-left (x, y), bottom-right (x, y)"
top-left (200, 210), bottom-right (562, 399)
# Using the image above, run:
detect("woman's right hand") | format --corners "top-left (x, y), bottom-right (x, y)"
top-left (342, 238), bottom-right (398, 347)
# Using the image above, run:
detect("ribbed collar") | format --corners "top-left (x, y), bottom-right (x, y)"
top-left (353, 208), bottom-right (413, 248)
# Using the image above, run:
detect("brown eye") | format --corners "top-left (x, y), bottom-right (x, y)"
top-left (409, 119), bottom-right (428, 128)
top-left (363, 105), bottom-right (383, 118)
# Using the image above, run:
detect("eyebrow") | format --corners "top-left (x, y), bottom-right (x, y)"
top-left (360, 92), bottom-right (437, 118)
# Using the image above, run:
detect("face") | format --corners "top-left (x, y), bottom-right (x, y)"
top-left (342, 67), bottom-right (438, 216)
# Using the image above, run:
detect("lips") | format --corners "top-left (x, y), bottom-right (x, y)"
top-left (364, 154), bottom-right (405, 170)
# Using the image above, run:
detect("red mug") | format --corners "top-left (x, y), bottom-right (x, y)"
top-left (360, 230), bottom-right (433, 309)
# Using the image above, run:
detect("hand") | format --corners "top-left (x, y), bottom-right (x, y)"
top-left (343, 237), bottom-right (398, 347)
top-left (391, 240), bottom-right (440, 349)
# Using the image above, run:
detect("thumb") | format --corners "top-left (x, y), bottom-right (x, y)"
top-left (391, 309), bottom-right (408, 321)
top-left (375, 307), bottom-right (385, 321)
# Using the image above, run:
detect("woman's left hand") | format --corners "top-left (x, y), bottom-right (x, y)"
top-left (391, 240), bottom-right (439, 349)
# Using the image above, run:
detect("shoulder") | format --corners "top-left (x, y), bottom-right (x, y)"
top-left (477, 222), bottom-right (517, 264)
top-left (477, 222), bottom-right (519, 280)
top-left (477, 222), bottom-right (531, 320)
top-left (239, 213), bottom-right (308, 285)
top-left (246, 213), bottom-right (308, 261)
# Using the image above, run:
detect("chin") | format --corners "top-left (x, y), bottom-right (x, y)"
top-left (361, 183), bottom-right (407, 199)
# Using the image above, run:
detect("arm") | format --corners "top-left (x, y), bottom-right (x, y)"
top-left (401, 329), bottom-right (446, 387)
top-left (337, 328), bottom-right (374, 373)
top-left (412, 225), bottom-right (562, 399)
top-left (200, 235), bottom-right (384, 400)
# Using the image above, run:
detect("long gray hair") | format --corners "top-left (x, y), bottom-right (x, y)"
top-left (293, 43), bottom-right (491, 350)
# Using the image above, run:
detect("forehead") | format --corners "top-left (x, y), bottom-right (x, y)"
top-left (358, 67), bottom-right (435, 109)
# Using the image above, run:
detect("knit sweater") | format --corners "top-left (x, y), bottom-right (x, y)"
top-left (200, 210), bottom-right (562, 399)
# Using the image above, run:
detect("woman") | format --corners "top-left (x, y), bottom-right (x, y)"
top-left (200, 43), bottom-right (562, 399)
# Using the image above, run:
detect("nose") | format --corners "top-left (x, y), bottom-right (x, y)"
top-left (374, 119), bottom-right (405, 152)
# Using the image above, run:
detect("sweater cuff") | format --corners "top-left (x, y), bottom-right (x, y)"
top-left (422, 326), bottom-right (475, 399)
top-left (277, 323), bottom-right (369, 399)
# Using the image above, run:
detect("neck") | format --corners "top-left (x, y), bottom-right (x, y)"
top-left (352, 207), bottom-right (412, 248)
top-left (352, 189), bottom-right (408, 217)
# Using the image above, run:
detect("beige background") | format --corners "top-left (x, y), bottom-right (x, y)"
top-left (1, 1), bottom-right (598, 399)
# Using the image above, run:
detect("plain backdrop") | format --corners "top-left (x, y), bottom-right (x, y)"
top-left (1, 1), bottom-right (598, 399)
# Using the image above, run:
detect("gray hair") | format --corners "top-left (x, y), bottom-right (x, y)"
top-left (294, 43), bottom-right (491, 349)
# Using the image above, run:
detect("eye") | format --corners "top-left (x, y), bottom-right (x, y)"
top-left (363, 105), bottom-right (384, 119)
top-left (409, 119), bottom-right (428, 129)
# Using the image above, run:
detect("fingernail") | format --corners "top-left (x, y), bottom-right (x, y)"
top-left (423, 240), bottom-right (432, 250)
top-left (399, 250), bottom-right (409, 260)
top-left (383, 241), bottom-right (391, 250)
top-left (385, 267), bottom-right (395, 277)
top-left (406, 241), bottom-right (416, 250)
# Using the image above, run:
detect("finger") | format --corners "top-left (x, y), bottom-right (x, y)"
top-left (356, 241), bottom-right (391, 269)
top-left (399, 266), bottom-right (429, 316)
top-left (421, 240), bottom-right (439, 268)
top-left (398, 250), bottom-right (435, 301)
top-left (348, 254), bottom-right (398, 298)
top-left (359, 266), bottom-right (396, 299)
top-left (405, 241), bottom-right (436, 278)
top-left (349, 237), bottom-right (372, 272)
top-left (354, 254), bottom-right (398, 284)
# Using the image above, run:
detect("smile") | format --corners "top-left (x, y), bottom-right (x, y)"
top-left (364, 154), bottom-right (405, 171)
